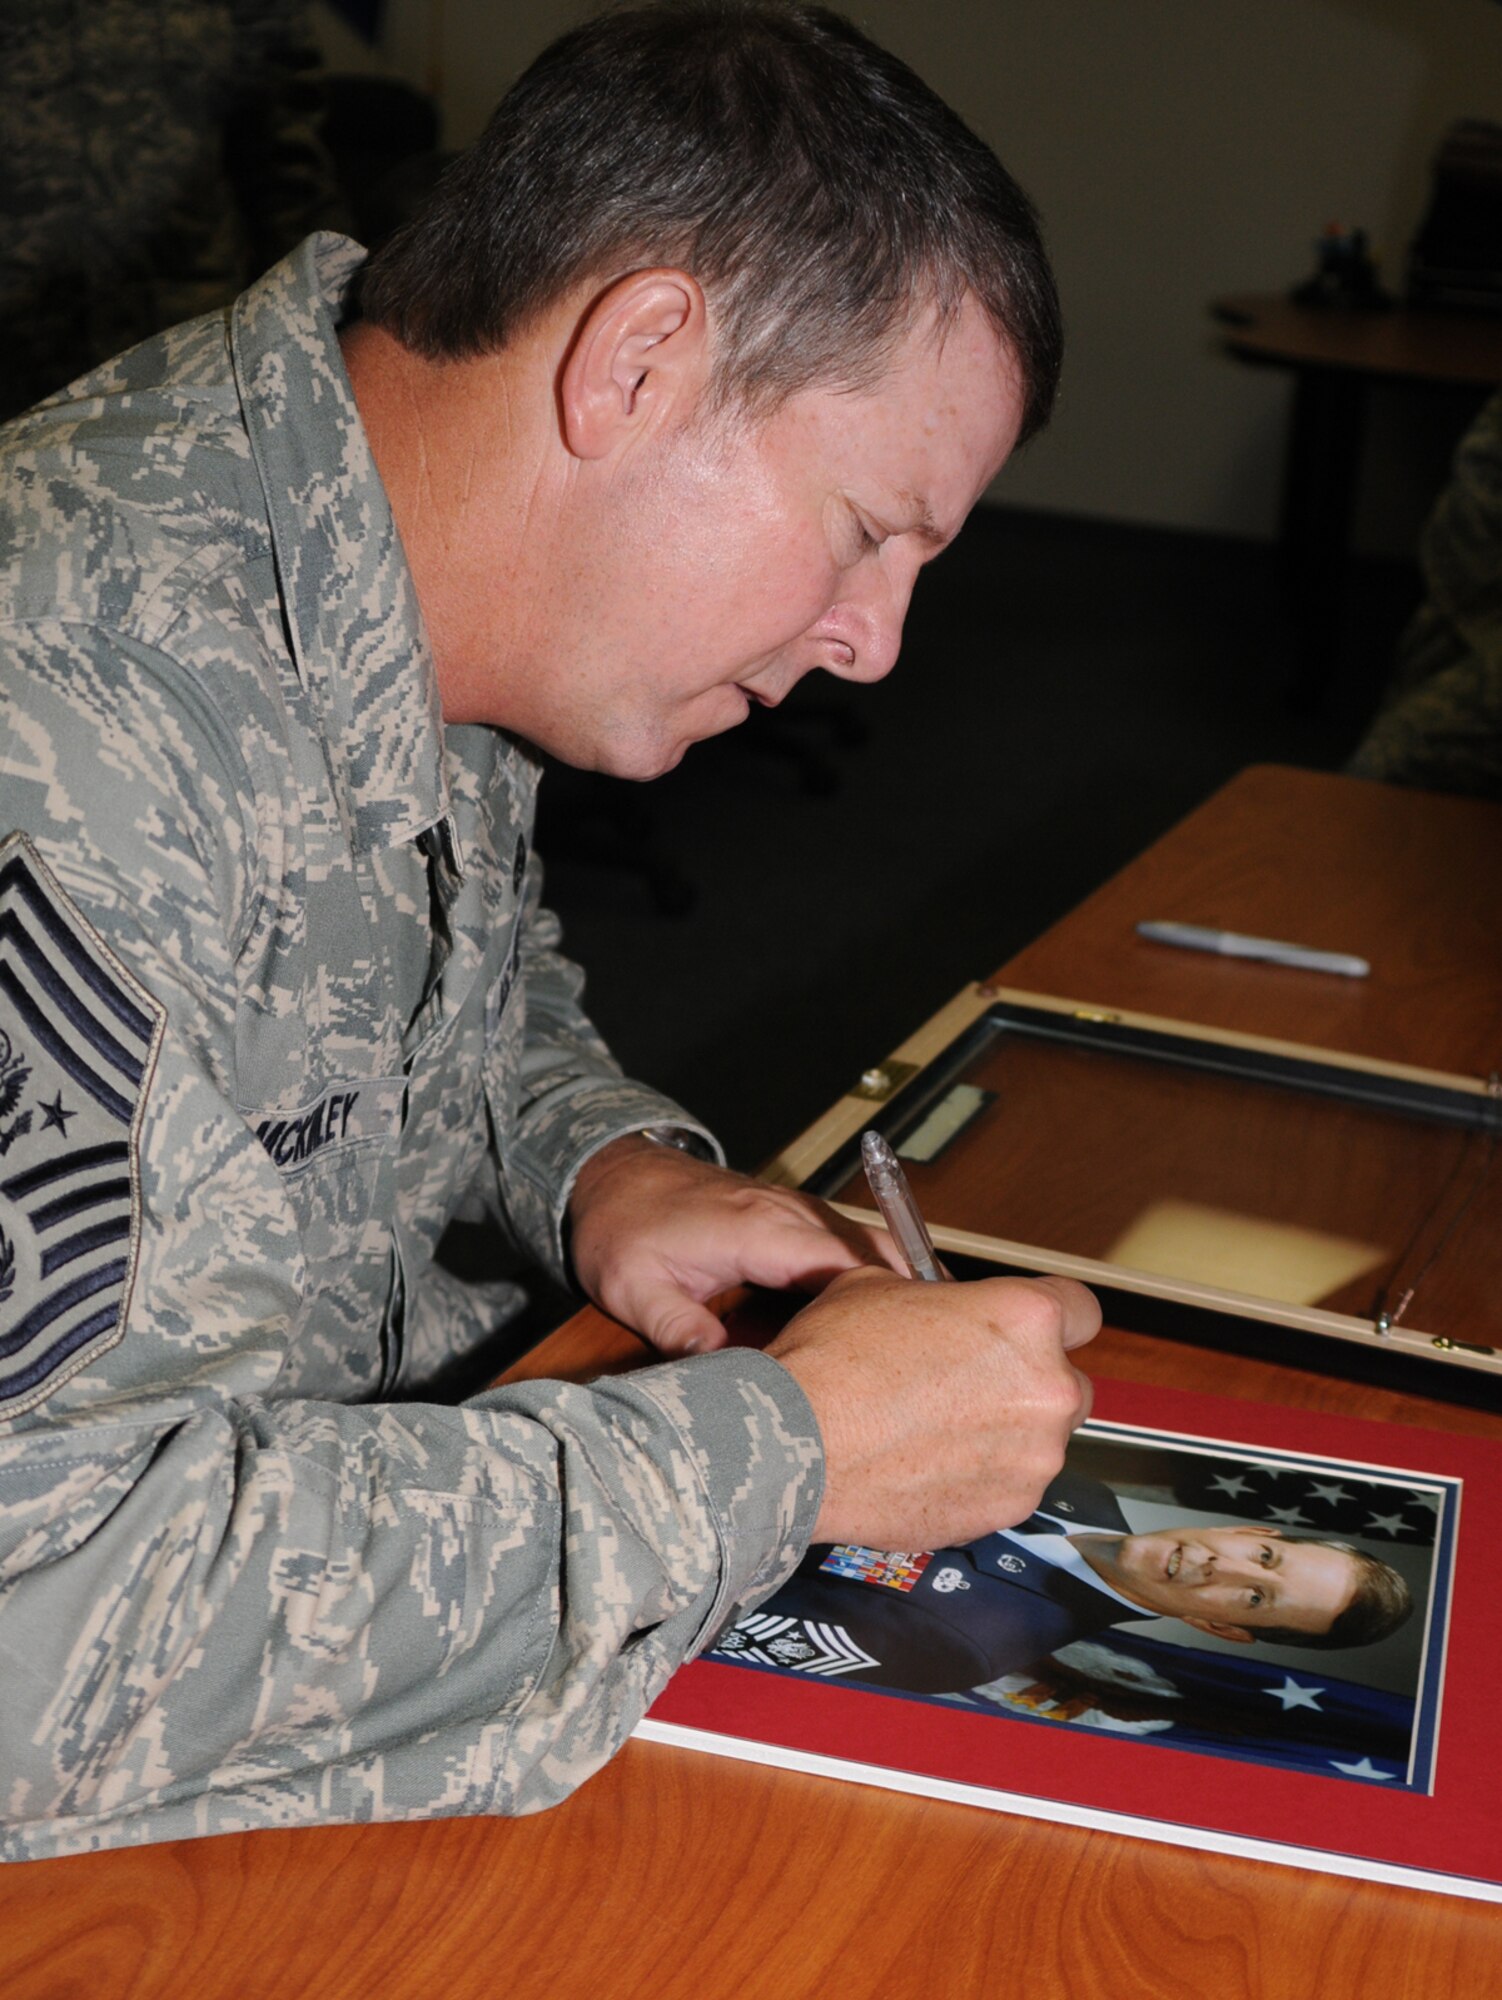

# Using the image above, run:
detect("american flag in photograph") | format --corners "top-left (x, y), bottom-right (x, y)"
top-left (1170, 1454), bottom-right (1440, 1546)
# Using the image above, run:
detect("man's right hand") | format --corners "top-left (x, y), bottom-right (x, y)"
top-left (765, 1267), bottom-right (1100, 1551)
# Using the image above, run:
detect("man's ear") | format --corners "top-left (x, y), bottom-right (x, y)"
top-left (1183, 1616), bottom-right (1255, 1644)
top-left (559, 269), bottom-right (709, 460)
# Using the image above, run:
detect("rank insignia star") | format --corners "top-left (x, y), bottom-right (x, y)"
top-left (0, 835), bottom-right (166, 1412)
top-left (38, 1092), bottom-right (74, 1135)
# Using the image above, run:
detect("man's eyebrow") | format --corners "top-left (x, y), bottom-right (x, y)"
top-left (899, 493), bottom-right (948, 547)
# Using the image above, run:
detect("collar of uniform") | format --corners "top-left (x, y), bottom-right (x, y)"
top-left (996, 1525), bottom-right (1146, 1614)
top-left (230, 232), bottom-right (449, 854)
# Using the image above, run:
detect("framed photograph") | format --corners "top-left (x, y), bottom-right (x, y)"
top-left (640, 1381), bottom-right (1497, 1902)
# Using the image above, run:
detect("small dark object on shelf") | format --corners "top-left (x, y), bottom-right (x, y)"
top-left (1290, 223), bottom-right (1392, 311)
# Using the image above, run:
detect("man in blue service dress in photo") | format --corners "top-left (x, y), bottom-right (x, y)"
top-left (0, 5), bottom-right (1105, 1856)
top-left (715, 1471), bottom-right (1413, 1692)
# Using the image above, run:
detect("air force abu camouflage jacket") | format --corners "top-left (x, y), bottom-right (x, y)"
top-left (1347, 387), bottom-right (1502, 800)
top-left (0, 234), bottom-right (824, 1857)
top-left (0, 0), bottom-right (349, 419)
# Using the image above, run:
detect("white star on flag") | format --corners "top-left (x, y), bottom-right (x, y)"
top-left (1306, 1481), bottom-right (1350, 1506)
top-left (1330, 1757), bottom-right (1396, 1781)
top-left (1266, 1504), bottom-right (1312, 1526)
top-left (1208, 1474), bottom-right (1253, 1499)
top-left (1364, 1511), bottom-right (1409, 1537)
top-left (1264, 1676), bottom-right (1325, 1712)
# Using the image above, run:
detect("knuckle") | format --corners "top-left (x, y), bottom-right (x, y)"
top-left (1030, 1274), bottom-right (1094, 1323)
top-left (1051, 1366), bottom-right (1084, 1414)
top-left (992, 1276), bottom-right (1067, 1343)
top-left (1015, 1443), bottom-right (1070, 1521)
top-left (825, 1263), bottom-right (888, 1297)
top-left (1035, 1377), bottom-right (1082, 1436)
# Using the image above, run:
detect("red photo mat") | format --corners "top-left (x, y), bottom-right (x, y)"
top-left (641, 1380), bottom-right (1498, 1904)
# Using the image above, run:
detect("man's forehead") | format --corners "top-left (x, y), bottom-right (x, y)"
top-left (829, 297), bottom-right (1017, 404)
top-left (1267, 1539), bottom-right (1359, 1627)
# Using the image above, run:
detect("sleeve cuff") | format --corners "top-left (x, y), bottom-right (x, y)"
top-left (602, 1345), bottom-right (825, 1652)
top-left (500, 1076), bottom-right (724, 1288)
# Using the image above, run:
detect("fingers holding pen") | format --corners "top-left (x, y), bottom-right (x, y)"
top-left (766, 1267), bottom-right (1101, 1549)
top-left (569, 1128), bottom-right (1102, 1544)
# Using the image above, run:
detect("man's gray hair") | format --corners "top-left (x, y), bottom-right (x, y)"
top-left (358, 1), bottom-right (1062, 437)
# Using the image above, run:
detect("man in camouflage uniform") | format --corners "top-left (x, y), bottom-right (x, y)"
top-left (0, 0), bottom-right (347, 421)
top-left (0, 4), bottom-right (1098, 1857)
top-left (1347, 388), bottom-right (1502, 799)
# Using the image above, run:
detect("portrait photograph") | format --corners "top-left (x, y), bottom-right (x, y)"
top-left (710, 1418), bottom-right (1455, 1795)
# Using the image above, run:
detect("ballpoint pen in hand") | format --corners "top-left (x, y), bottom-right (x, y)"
top-left (861, 1129), bottom-right (947, 1283)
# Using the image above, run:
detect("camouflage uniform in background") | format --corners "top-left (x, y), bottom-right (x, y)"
top-left (1347, 388), bottom-right (1502, 800)
top-left (0, 0), bottom-right (348, 421)
top-left (0, 234), bottom-right (824, 1858)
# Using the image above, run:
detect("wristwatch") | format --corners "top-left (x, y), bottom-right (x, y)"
top-left (637, 1123), bottom-right (716, 1161)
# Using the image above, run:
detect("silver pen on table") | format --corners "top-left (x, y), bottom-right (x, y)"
top-left (861, 1129), bottom-right (947, 1283)
top-left (1136, 920), bottom-right (1370, 980)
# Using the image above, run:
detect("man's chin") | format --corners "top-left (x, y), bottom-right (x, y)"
top-left (609, 721), bottom-right (744, 781)
top-left (584, 735), bottom-right (690, 783)
top-left (579, 698), bottom-right (750, 781)
top-left (619, 738), bottom-right (689, 781)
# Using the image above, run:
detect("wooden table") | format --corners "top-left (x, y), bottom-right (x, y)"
top-left (2, 768), bottom-right (1499, 1998)
top-left (1212, 293), bottom-right (1502, 698)
top-left (1214, 294), bottom-right (1502, 392)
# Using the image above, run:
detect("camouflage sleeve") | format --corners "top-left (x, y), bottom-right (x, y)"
top-left (487, 859), bottom-right (725, 1292)
top-left (0, 1343), bottom-right (822, 1857)
top-left (0, 642), bottom-right (823, 1857)
top-left (1347, 388), bottom-right (1502, 800)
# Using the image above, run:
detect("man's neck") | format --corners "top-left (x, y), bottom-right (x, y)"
top-left (337, 319), bottom-right (557, 727)
top-left (1064, 1531), bottom-right (1158, 1614)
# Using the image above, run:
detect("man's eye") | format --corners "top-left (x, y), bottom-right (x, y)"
top-left (852, 516), bottom-right (881, 554)
top-left (1248, 1589), bottom-right (1264, 1608)
top-left (1260, 1545), bottom-right (1275, 1566)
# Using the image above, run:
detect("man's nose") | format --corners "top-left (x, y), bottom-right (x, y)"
top-left (1209, 1553), bottom-right (1260, 1586)
top-left (824, 551), bottom-right (919, 685)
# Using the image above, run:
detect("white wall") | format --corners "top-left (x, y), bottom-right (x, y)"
top-left (314, 1), bottom-right (1502, 553)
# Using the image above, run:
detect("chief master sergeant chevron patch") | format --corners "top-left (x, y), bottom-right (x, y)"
top-left (0, 834), bottom-right (165, 1414)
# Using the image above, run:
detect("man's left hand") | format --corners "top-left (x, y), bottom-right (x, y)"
top-left (566, 1134), bottom-right (903, 1353)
